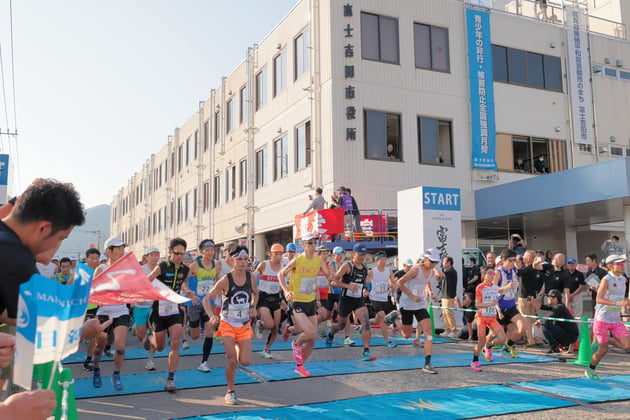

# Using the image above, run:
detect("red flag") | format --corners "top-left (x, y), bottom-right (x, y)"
top-left (89, 252), bottom-right (189, 305)
top-left (295, 208), bottom-right (344, 239)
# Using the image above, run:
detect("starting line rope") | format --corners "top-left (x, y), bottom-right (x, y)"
top-left (433, 305), bottom-right (630, 326)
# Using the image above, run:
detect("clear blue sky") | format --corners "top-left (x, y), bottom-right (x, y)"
top-left (0, 0), bottom-right (298, 208)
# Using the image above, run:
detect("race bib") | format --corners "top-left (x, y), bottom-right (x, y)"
top-left (158, 300), bottom-right (179, 316)
top-left (481, 305), bottom-right (497, 317)
top-left (197, 280), bottom-right (214, 297)
top-left (411, 286), bottom-right (423, 298)
top-left (606, 293), bottom-right (624, 311)
top-left (317, 275), bottom-right (329, 288)
top-left (265, 281), bottom-right (280, 294)
top-left (300, 277), bottom-right (316, 294)
top-left (347, 283), bottom-right (363, 298)
top-left (504, 289), bottom-right (515, 299)
top-left (227, 303), bottom-right (250, 323)
top-left (376, 283), bottom-right (388, 293)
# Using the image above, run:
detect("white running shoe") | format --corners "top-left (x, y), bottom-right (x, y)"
top-left (182, 340), bottom-right (191, 350)
top-left (198, 361), bottom-right (210, 372)
top-left (144, 360), bottom-right (156, 371)
top-left (260, 349), bottom-right (273, 359)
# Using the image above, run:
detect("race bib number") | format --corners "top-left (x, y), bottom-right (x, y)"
top-left (197, 280), bottom-right (214, 297)
top-left (606, 293), bottom-right (624, 311)
top-left (158, 300), bottom-right (179, 316)
top-left (265, 281), bottom-right (280, 294)
top-left (411, 286), bottom-right (423, 299)
top-left (376, 283), bottom-right (388, 293)
top-left (300, 277), bottom-right (316, 294)
top-left (481, 305), bottom-right (497, 317)
top-left (227, 303), bottom-right (250, 323)
top-left (317, 275), bottom-right (329, 288)
top-left (347, 283), bottom-right (363, 298)
top-left (503, 289), bottom-right (515, 299)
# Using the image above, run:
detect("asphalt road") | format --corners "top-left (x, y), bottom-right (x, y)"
top-left (69, 327), bottom-right (630, 420)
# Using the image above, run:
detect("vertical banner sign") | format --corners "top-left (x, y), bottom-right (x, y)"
top-left (398, 186), bottom-right (463, 328)
top-left (566, 5), bottom-right (594, 146)
top-left (0, 154), bottom-right (9, 204)
top-left (466, 8), bottom-right (496, 170)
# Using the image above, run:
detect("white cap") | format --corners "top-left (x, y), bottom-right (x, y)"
top-left (69, 253), bottom-right (79, 261)
top-left (423, 248), bottom-right (440, 263)
top-left (605, 254), bottom-right (627, 265)
top-left (145, 246), bottom-right (160, 256)
top-left (104, 236), bottom-right (125, 249)
top-left (99, 254), bottom-right (107, 261)
top-left (52, 255), bottom-right (60, 261)
top-left (303, 232), bottom-right (318, 241)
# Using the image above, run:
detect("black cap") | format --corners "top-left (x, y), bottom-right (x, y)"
top-left (545, 289), bottom-right (562, 300)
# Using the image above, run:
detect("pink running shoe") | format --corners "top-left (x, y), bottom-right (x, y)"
top-left (471, 361), bottom-right (482, 372)
top-left (291, 340), bottom-right (304, 364)
top-left (294, 364), bottom-right (311, 377)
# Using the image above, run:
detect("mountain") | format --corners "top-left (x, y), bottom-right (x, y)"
top-left (56, 204), bottom-right (110, 257)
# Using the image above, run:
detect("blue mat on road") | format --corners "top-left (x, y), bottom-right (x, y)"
top-left (245, 352), bottom-right (556, 382)
top-left (62, 339), bottom-right (343, 364)
top-left (175, 384), bottom-right (574, 420)
top-left (63, 336), bottom-right (453, 364)
top-left (73, 367), bottom-right (258, 399)
top-left (516, 374), bottom-right (630, 403)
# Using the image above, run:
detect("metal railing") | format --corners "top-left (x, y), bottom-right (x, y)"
top-left (322, 208), bottom-right (398, 248)
top-left (468, 0), bottom-right (626, 39)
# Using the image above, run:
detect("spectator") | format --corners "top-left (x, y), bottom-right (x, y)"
top-left (515, 250), bottom-right (544, 346)
top-left (601, 235), bottom-right (624, 257)
top-left (486, 252), bottom-right (496, 269)
top-left (304, 187), bottom-right (326, 214)
top-left (514, 158), bottom-right (526, 172)
top-left (439, 256), bottom-right (458, 338)
top-left (345, 187), bottom-right (362, 234)
top-left (510, 233), bottom-right (527, 256)
top-left (465, 257), bottom-right (481, 294)
top-left (534, 154), bottom-right (549, 174)
top-left (545, 250), bottom-right (554, 263)
top-left (541, 253), bottom-right (569, 295)
top-left (584, 253), bottom-right (607, 317)
top-left (533, 289), bottom-right (579, 354)
top-left (564, 257), bottom-right (585, 318)
top-left (387, 144), bottom-right (398, 159)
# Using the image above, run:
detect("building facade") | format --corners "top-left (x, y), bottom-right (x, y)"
top-left (112, 0), bottom-right (630, 260)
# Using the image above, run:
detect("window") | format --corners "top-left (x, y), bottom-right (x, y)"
top-left (578, 143), bottom-right (592, 152)
top-left (611, 146), bottom-right (624, 156)
top-left (361, 12), bottom-right (399, 64)
top-left (203, 121), bottom-right (210, 151)
top-left (496, 135), bottom-right (566, 174)
top-left (364, 110), bottom-right (402, 161)
top-left (226, 98), bottom-right (235, 133)
top-left (413, 23), bottom-right (449, 72)
top-left (185, 137), bottom-right (191, 166)
top-left (178, 145), bottom-right (183, 172)
top-left (226, 166), bottom-right (236, 202)
top-left (620, 70), bottom-right (630, 80)
top-left (214, 110), bottom-right (221, 143)
top-left (193, 187), bottom-right (198, 217)
top-left (152, 212), bottom-right (157, 235)
top-left (273, 48), bottom-right (287, 97)
top-left (194, 131), bottom-right (199, 160)
top-left (256, 147), bottom-right (268, 189)
top-left (240, 85), bottom-right (248, 123)
top-left (294, 27), bottom-right (310, 79)
top-left (239, 159), bottom-right (247, 196)
top-left (203, 181), bottom-right (210, 211)
top-left (493, 45), bottom-right (562, 92)
top-left (177, 196), bottom-right (183, 223)
top-left (184, 191), bottom-right (190, 221)
top-left (256, 67), bottom-right (267, 110)
top-left (417, 117), bottom-right (453, 165)
top-left (295, 121), bottom-right (311, 170)
top-left (213, 174), bottom-right (221, 208)
top-left (273, 135), bottom-right (288, 180)
top-left (604, 67), bottom-right (617, 78)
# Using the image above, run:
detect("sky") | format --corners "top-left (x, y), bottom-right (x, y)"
top-left (0, 0), bottom-right (298, 208)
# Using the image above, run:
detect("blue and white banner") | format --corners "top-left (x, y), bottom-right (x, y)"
top-left (14, 263), bottom-right (93, 389)
top-left (565, 4), bottom-right (594, 146)
top-left (466, 8), bottom-right (496, 170)
top-left (0, 154), bottom-right (8, 204)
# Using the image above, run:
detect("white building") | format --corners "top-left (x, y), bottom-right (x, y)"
top-left (112, 0), bottom-right (630, 261)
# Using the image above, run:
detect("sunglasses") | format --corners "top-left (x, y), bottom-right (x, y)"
top-left (304, 241), bottom-right (317, 245)
top-left (507, 258), bottom-right (516, 262)
top-left (171, 251), bottom-right (185, 256)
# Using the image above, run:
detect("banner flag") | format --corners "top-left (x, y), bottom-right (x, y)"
top-left (13, 263), bottom-right (93, 389)
top-left (295, 208), bottom-right (344, 239)
top-left (89, 252), bottom-right (190, 305)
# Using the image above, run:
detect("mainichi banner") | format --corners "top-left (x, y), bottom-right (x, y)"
top-left (398, 186), bottom-right (463, 328)
top-left (466, 7), bottom-right (497, 170)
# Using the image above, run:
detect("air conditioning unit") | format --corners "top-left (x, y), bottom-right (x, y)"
top-left (598, 145), bottom-right (609, 154)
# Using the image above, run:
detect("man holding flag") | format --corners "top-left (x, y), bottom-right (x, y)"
top-left (91, 237), bottom-right (131, 391)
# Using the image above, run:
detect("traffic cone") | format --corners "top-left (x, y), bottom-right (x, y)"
top-left (54, 367), bottom-right (78, 420)
top-left (570, 316), bottom-right (592, 366)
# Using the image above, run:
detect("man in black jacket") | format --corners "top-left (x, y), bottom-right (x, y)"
top-left (533, 289), bottom-right (579, 354)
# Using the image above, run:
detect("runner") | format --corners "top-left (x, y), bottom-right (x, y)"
top-left (326, 244), bottom-right (376, 361)
top-left (187, 239), bottom-right (221, 372)
top-left (147, 238), bottom-right (193, 392)
top-left (492, 248), bottom-right (525, 358)
top-left (202, 245), bottom-right (258, 405)
top-left (368, 251), bottom-right (397, 348)
top-left (396, 248), bottom-right (444, 374)
top-left (585, 254), bottom-right (630, 380)
top-left (137, 247), bottom-right (159, 371)
top-left (315, 245), bottom-right (332, 337)
top-left (92, 237), bottom-right (131, 391)
top-left (278, 233), bottom-right (331, 378)
top-left (254, 243), bottom-right (285, 359)
top-left (82, 247), bottom-right (101, 371)
top-left (471, 266), bottom-right (506, 371)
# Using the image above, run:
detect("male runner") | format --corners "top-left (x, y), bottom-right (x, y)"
top-left (368, 251), bottom-right (397, 348)
top-left (254, 243), bottom-right (285, 359)
top-left (137, 247), bottom-right (159, 370)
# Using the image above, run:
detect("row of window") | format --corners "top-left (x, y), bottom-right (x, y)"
top-left (492, 45), bottom-right (562, 92)
top-left (599, 65), bottom-right (630, 80)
